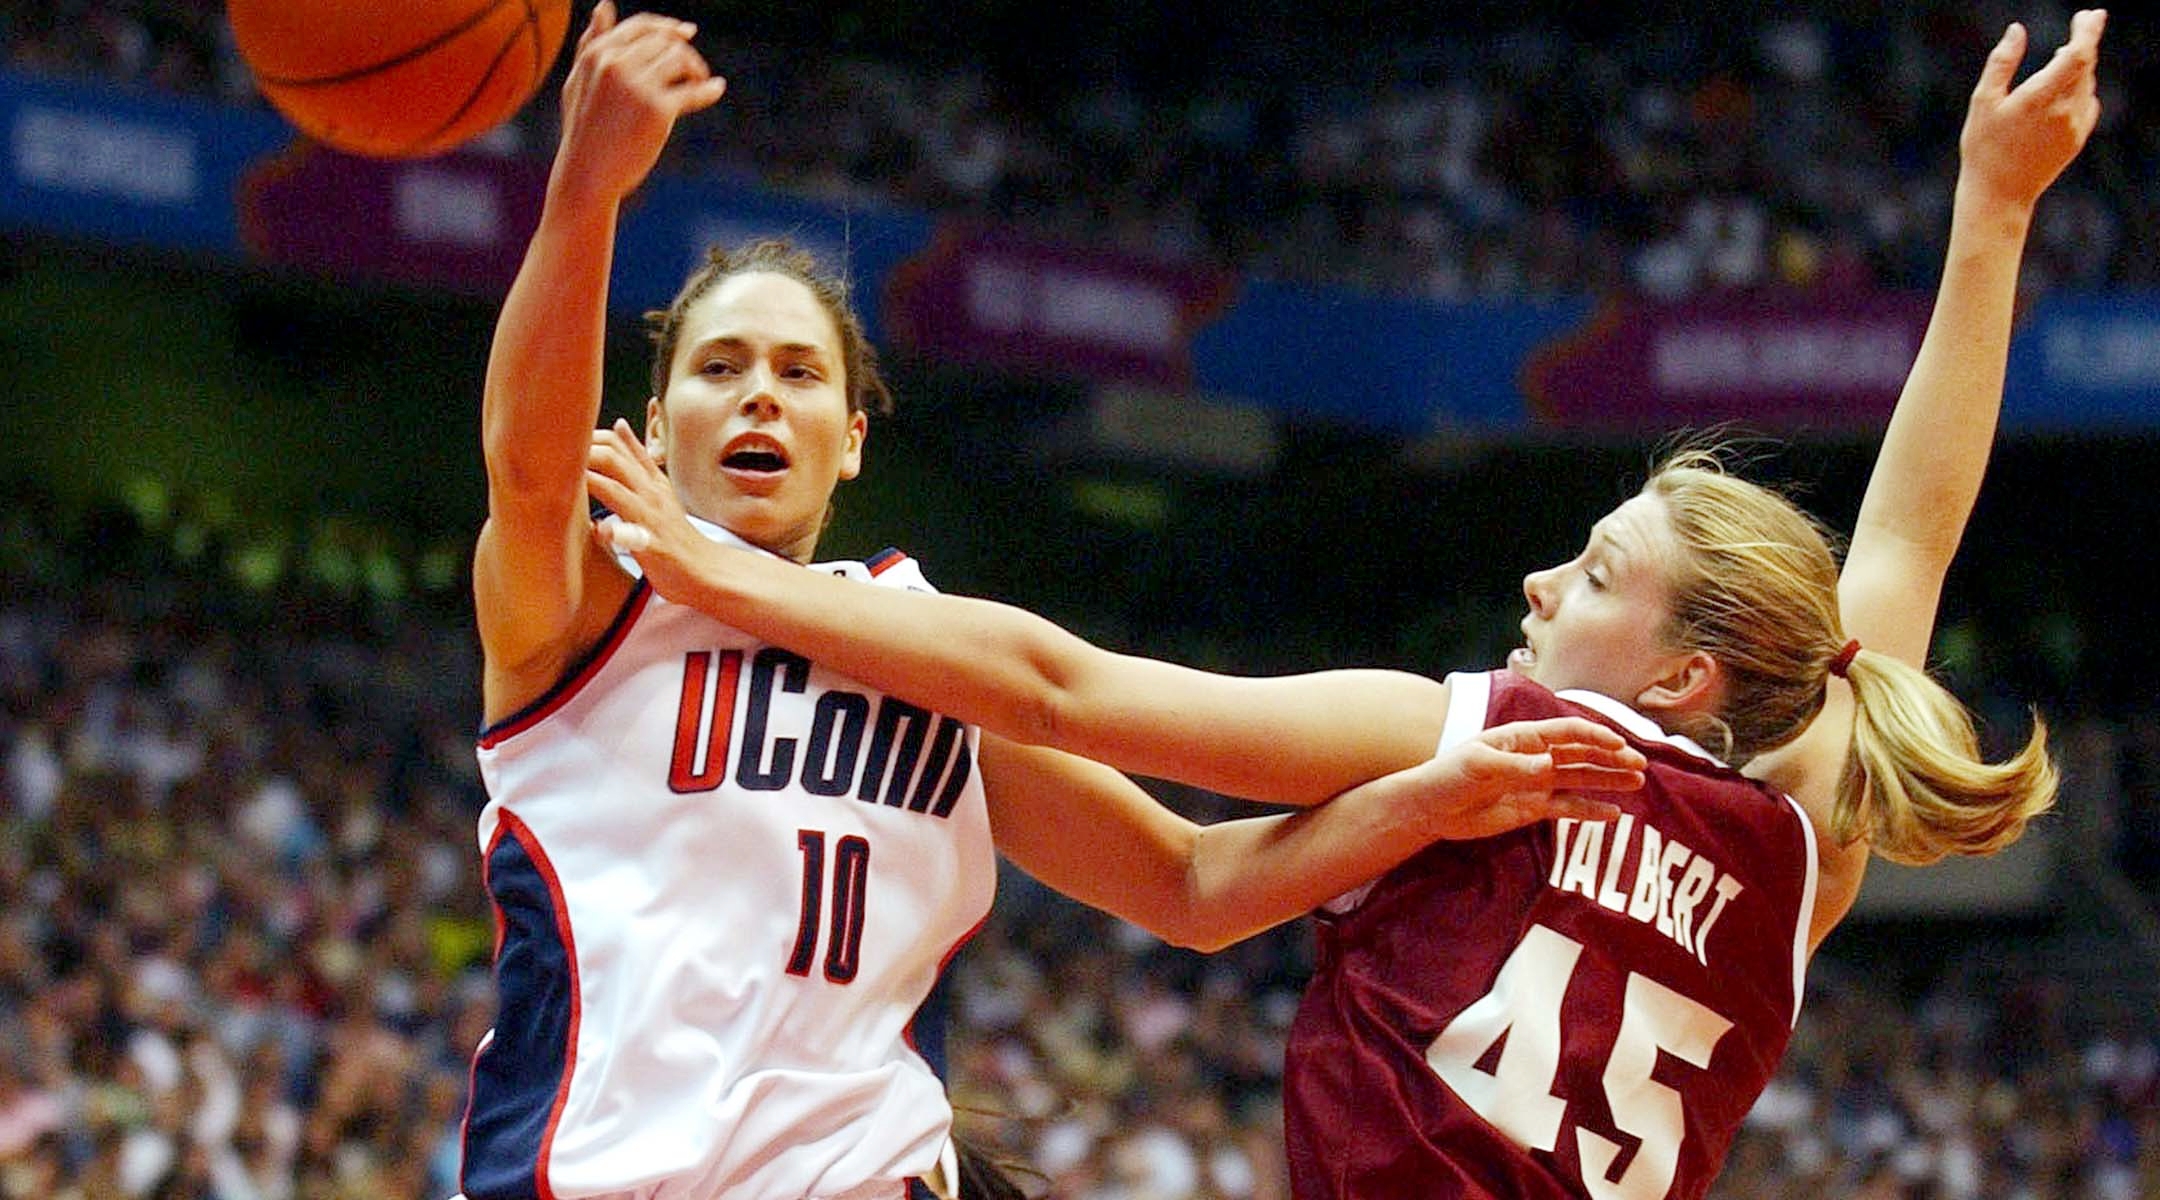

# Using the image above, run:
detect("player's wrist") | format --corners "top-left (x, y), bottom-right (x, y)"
top-left (1949, 176), bottom-right (2038, 245)
top-left (543, 147), bottom-right (633, 223)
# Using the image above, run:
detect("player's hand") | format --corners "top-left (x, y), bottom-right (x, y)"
top-left (586, 418), bottom-right (708, 599)
top-left (1959, 10), bottom-right (2104, 212)
top-left (1402, 718), bottom-right (1645, 843)
top-left (550, 1), bottom-right (727, 211)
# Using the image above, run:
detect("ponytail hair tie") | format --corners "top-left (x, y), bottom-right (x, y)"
top-left (1829, 639), bottom-right (1862, 679)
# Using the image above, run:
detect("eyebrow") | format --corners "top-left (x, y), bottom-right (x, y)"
top-left (1591, 527), bottom-right (1631, 570)
top-left (685, 336), bottom-right (831, 359)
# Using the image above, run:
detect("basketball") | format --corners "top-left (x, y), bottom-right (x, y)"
top-left (227, 0), bottom-right (573, 159)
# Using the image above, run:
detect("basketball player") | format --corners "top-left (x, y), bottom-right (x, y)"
top-left (582, 11), bottom-right (2106, 1198)
top-left (463, 5), bottom-right (1647, 1199)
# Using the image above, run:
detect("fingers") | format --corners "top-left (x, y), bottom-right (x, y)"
top-left (680, 74), bottom-right (730, 114)
top-left (1549, 763), bottom-right (1648, 793)
top-left (629, 37), bottom-right (726, 113)
top-left (576, 0), bottom-right (617, 54)
top-left (598, 15), bottom-right (700, 75)
top-left (1972, 22), bottom-right (2027, 103)
top-left (614, 418), bottom-right (663, 473)
top-left (2012, 10), bottom-right (2107, 104)
top-left (1482, 716), bottom-right (1629, 752)
top-left (594, 514), bottom-right (653, 556)
top-left (2059, 8), bottom-right (2107, 77)
top-left (575, 11), bottom-right (704, 89)
top-left (612, 519), bottom-right (655, 554)
top-left (590, 421), bottom-right (655, 474)
top-left (1546, 741), bottom-right (1647, 774)
top-left (641, 38), bottom-right (709, 86)
top-left (584, 465), bottom-right (634, 516)
top-left (594, 18), bottom-right (724, 115)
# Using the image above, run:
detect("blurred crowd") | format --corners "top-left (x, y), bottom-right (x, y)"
top-left (2, 502), bottom-right (2157, 1198)
top-left (5, 2), bottom-right (2151, 301)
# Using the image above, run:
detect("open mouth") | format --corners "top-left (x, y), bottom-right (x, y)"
top-left (721, 436), bottom-right (791, 475)
top-left (722, 448), bottom-right (788, 473)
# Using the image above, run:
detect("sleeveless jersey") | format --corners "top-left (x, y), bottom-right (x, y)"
top-left (463, 523), bottom-right (996, 1200)
top-left (1285, 669), bottom-right (1819, 1200)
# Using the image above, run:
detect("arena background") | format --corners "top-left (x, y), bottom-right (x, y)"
top-left (1, 2), bottom-right (2156, 1196)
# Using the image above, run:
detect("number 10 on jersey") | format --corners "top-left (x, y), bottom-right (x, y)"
top-left (789, 830), bottom-right (869, 983)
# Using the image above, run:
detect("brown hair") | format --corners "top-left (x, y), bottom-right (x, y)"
top-left (644, 238), bottom-right (894, 418)
top-left (1644, 449), bottom-right (2056, 865)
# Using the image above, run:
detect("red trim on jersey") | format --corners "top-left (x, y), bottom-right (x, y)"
top-left (478, 580), bottom-right (653, 749)
top-left (866, 548), bottom-right (908, 577)
top-left (501, 810), bottom-right (581, 1200)
top-left (903, 908), bottom-right (991, 1055)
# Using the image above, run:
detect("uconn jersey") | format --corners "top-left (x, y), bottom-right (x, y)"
top-left (465, 523), bottom-right (994, 1200)
top-left (1286, 670), bottom-right (1819, 1200)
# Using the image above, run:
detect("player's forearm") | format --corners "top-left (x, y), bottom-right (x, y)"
top-left (482, 191), bottom-right (620, 507)
top-left (678, 539), bottom-right (1085, 746)
top-left (1851, 177), bottom-right (2032, 572)
top-left (1173, 765), bottom-right (1445, 951)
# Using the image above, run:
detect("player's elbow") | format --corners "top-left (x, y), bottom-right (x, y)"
top-left (482, 438), bottom-right (554, 506)
top-left (1158, 832), bottom-right (1257, 954)
top-left (1005, 623), bottom-right (1107, 752)
top-left (1165, 922), bottom-right (1242, 954)
top-left (1125, 902), bottom-right (1232, 953)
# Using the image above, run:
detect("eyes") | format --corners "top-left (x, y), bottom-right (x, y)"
top-left (694, 357), bottom-right (827, 383)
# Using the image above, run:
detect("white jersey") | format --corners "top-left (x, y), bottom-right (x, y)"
top-left (463, 522), bottom-right (995, 1200)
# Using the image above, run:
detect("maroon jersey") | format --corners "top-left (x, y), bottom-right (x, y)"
top-left (1285, 670), bottom-right (1819, 1200)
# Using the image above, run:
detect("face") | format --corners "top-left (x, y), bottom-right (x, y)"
top-left (1513, 491), bottom-right (1698, 707)
top-left (646, 272), bottom-right (866, 563)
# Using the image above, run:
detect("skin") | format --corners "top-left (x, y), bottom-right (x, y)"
top-left (643, 272), bottom-right (866, 565)
top-left (477, 3), bottom-right (1646, 956)
top-left (1512, 492), bottom-right (1714, 715)
top-left (586, 11), bottom-right (2107, 958)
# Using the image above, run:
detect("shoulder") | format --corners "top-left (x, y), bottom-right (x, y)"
top-left (478, 532), bottom-right (641, 726)
top-left (816, 546), bottom-right (939, 594)
top-left (1434, 669), bottom-right (1629, 751)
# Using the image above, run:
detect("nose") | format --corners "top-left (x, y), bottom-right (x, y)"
top-left (1523, 566), bottom-right (1554, 618)
top-left (739, 364), bottom-right (782, 418)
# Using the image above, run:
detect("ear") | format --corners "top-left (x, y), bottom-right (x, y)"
top-left (837, 409), bottom-right (868, 482)
top-left (1634, 649), bottom-right (1721, 717)
top-left (644, 396), bottom-right (667, 468)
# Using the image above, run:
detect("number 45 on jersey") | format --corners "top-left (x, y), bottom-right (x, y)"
top-left (1427, 924), bottom-right (1734, 1200)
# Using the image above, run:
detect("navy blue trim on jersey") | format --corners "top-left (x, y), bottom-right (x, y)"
top-left (866, 547), bottom-right (907, 577)
top-left (478, 577), bottom-right (651, 746)
top-left (908, 971), bottom-right (952, 1083)
top-left (462, 823), bottom-right (577, 1200)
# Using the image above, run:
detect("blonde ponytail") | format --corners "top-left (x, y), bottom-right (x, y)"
top-left (1646, 451), bottom-right (2057, 866)
top-left (1835, 648), bottom-right (2057, 866)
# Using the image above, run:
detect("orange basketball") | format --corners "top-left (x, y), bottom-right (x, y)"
top-left (228, 0), bottom-right (572, 159)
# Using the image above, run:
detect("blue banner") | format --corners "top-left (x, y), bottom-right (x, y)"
top-left (4, 68), bottom-right (2154, 436)
top-left (2006, 294), bottom-right (2160, 431)
top-left (1, 69), bottom-right (289, 252)
top-left (1191, 283), bottom-right (1586, 433)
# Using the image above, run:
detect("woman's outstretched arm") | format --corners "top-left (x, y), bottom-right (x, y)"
top-left (982, 721), bottom-right (1639, 952)
top-left (586, 420), bottom-right (1459, 805)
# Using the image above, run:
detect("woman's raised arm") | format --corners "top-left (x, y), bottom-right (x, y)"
top-left (473, 4), bottom-right (725, 721)
top-left (1839, 11), bottom-right (2104, 666)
